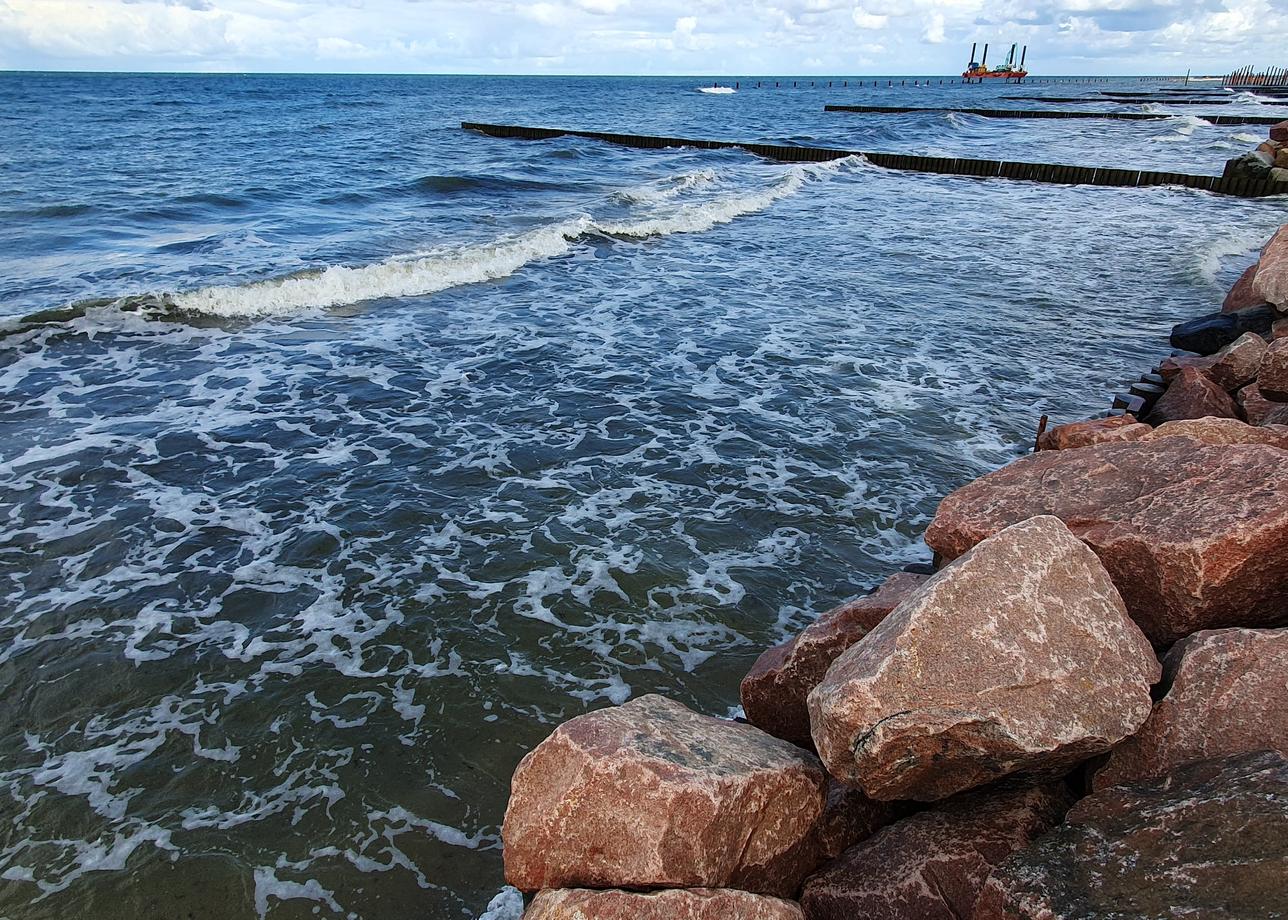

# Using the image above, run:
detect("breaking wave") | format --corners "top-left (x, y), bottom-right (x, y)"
top-left (169, 159), bottom-right (857, 318)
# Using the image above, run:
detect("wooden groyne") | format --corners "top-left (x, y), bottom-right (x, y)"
top-left (462, 122), bottom-right (1288, 198)
top-left (1003, 95), bottom-right (1245, 105)
top-left (823, 104), bottom-right (1285, 126)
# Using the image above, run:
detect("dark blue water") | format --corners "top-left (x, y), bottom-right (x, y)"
top-left (1, 72), bottom-right (1286, 920)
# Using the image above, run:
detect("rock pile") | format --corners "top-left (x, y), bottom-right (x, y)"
top-left (1223, 119), bottom-right (1288, 186)
top-left (496, 221), bottom-right (1288, 919)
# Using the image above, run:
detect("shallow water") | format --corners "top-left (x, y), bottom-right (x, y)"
top-left (0, 73), bottom-right (1286, 919)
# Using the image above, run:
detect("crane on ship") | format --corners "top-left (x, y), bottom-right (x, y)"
top-left (962, 43), bottom-right (1028, 83)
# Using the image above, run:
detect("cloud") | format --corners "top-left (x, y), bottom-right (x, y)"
top-left (0, 0), bottom-right (1282, 73)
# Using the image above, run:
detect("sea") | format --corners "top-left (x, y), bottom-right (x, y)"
top-left (1, 72), bottom-right (1286, 920)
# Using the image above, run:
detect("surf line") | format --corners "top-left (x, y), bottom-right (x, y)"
top-left (462, 122), bottom-right (1287, 198)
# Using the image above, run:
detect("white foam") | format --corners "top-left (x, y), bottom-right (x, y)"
top-left (479, 886), bottom-right (524, 920)
top-left (698, 86), bottom-right (736, 94)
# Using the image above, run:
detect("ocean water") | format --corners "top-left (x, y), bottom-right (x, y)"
top-left (1, 72), bottom-right (1286, 919)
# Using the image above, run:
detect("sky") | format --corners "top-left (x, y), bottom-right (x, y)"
top-left (0, 0), bottom-right (1285, 75)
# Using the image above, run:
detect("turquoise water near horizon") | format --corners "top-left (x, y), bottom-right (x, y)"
top-left (1, 72), bottom-right (1286, 919)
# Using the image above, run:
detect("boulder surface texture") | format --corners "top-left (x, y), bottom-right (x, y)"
top-left (1094, 627), bottom-right (1288, 789)
top-left (799, 783), bottom-right (1069, 920)
top-left (925, 439), bottom-right (1288, 644)
top-left (1206, 331), bottom-right (1266, 391)
top-left (1253, 224), bottom-right (1288, 311)
top-left (502, 694), bottom-right (827, 896)
top-left (808, 516), bottom-right (1158, 801)
top-left (741, 573), bottom-right (928, 746)
top-left (974, 751), bottom-right (1288, 920)
top-left (1140, 416), bottom-right (1288, 449)
top-left (522, 888), bottom-right (804, 920)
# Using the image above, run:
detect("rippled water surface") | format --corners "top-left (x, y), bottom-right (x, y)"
top-left (1, 72), bottom-right (1286, 919)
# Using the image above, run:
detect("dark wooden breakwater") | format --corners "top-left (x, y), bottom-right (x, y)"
top-left (462, 122), bottom-right (1288, 198)
top-left (824, 104), bottom-right (1285, 126)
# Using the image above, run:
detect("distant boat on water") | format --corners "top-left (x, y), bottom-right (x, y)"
top-left (962, 42), bottom-right (1028, 83)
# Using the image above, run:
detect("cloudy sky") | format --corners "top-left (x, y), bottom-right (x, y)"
top-left (0, 0), bottom-right (1284, 75)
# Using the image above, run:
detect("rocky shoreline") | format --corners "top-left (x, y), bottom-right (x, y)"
top-left (491, 216), bottom-right (1288, 920)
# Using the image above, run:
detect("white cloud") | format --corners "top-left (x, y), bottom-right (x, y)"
top-left (0, 0), bottom-right (1282, 73)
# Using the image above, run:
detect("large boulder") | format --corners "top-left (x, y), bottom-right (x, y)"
top-left (741, 573), bottom-right (928, 746)
top-left (1222, 150), bottom-right (1275, 183)
top-left (1221, 262), bottom-right (1263, 313)
top-left (1144, 367), bottom-right (1238, 425)
top-left (1139, 416), bottom-right (1288, 449)
top-left (1170, 304), bottom-right (1276, 355)
top-left (808, 516), bottom-right (1158, 801)
top-left (1206, 331), bottom-right (1266, 391)
top-left (799, 783), bottom-right (1070, 920)
top-left (1252, 224), bottom-right (1288, 311)
top-left (502, 694), bottom-right (828, 896)
top-left (924, 439), bottom-right (1288, 644)
top-left (523, 888), bottom-right (804, 920)
top-left (1258, 336), bottom-right (1288, 401)
top-left (1273, 120), bottom-right (1288, 143)
top-left (1035, 415), bottom-right (1150, 451)
top-left (973, 751), bottom-right (1288, 920)
top-left (1092, 627), bottom-right (1288, 790)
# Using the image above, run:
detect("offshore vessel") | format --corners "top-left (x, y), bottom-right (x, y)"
top-left (962, 43), bottom-right (1028, 82)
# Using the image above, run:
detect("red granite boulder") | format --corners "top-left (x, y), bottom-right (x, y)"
top-left (1272, 120), bottom-right (1288, 143)
top-left (1144, 367), bottom-right (1238, 424)
top-left (1252, 223), bottom-right (1288, 311)
top-left (1092, 627), bottom-right (1288, 789)
top-left (1259, 336), bottom-right (1288, 401)
top-left (924, 439), bottom-right (1288, 644)
top-left (800, 783), bottom-right (1070, 920)
top-left (523, 888), bottom-right (804, 920)
top-left (973, 751), bottom-right (1288, 920)
top-left (1274, 317), bottom-right (1288, 339)
top-left (1034, 415), bottom-right (1150, 451)
top-left (741, 573), bottom-right (928, 746)
top-left (1237, 381), bottom-right (1276, 423)
top-left (1139, 416), bottom-right (1288, 448)
top-left (502, 694), bottom-right (828, 896)
top-left (1157, 352), bottom-right (1215, 382)
top-left (1206, 331), bottom-right (1266, 391)
top-left (1221, 262), bottom-right (1262, 313)
top-left (808, 516), bottom-right (1158, 801)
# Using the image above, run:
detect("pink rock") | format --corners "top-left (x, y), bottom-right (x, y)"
top-left (1252, 224), bottom-right (1288, 311)
top-left (523, 888), bottom-right (805, 920)
top-left (1139, 416), bottom-right (1288, 449)
top-left (1273, 318), bottom-right (1288, 339)
top-left (1157, 353), bottom-right (1215, 382)
top-left (502, 694), bottom-right (829, 896)
top-left (1093, 627), bottom-right (1288, 790)
top-left (1206, 332), bottom-right (1266, 391)
top-left (1265, 403), bottom-right (1288, 426)
top-left (1221, 263), bottom-right (1262, 313)
top-left (800, 784), bottom-right (1070, 920)
top-left (1237, 381), bottom-right (1276, 423)
top-left (741, 573), bottom-right (929, 746)
top-left (1274, 121), bottom-right (1288, 143)
top-left (1144, 367), bottom-right (1238, 425)
top-left (973, 751), bottom-right (1288, 920)
top-left (808, 516), bottom-right (1158, 801)
top-left (924, 439), bottom-right (1288, 644)
top-left (1035, 416), bottom-right (1151, 451)
top-left (1259, 336), bottom-right (1288, 401)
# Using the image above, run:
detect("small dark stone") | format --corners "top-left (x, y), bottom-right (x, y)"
top-left (1170, 305), bottom-right (1276, 356)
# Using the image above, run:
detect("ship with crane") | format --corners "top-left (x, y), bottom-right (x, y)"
top-left (962, 42), bottom-right (1029, 83)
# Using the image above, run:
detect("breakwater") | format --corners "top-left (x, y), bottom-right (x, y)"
top-left (493, 219), bottom-right (1288, 919)
top-left (824, 104), bottom-right (1285, 126)
top-left (464, 121), bottom-right (1288, 197)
